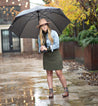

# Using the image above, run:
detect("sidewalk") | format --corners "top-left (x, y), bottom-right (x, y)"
top-left (0, 53), bottom-right (98, 106)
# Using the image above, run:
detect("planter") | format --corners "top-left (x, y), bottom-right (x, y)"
top-left (84, 44), bottom-right (98, 70)
top-left (75, 44), bottom-right (84, 63)
top-left (60, 41), bottom-right (75, 59)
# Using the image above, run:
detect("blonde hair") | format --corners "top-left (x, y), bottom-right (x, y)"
top-left (39, 27), bottom-right (54, 46)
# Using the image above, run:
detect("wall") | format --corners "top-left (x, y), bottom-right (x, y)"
top-left (23, 38), bottom-right (32, 53)
top-left (0, 0), bottom-right (30, 9)
top-left (60, 42), bottom-right (75, 59)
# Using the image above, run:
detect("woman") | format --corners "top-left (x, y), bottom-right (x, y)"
top-left (37, 18), bottom-right (69, 98)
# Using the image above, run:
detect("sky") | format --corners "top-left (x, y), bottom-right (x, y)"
top-left (30, 0), bottom-right (45, 8)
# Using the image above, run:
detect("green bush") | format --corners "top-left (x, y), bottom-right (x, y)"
top-left (78, 25), bottom-right (98, 47)
top-left (79, 36), bottom-right (98, 47)
top-left (60, 24), bottom-right (76, 42)
top-left (60, 25), bottom-right (98, 48)
top-left (60, 35), bottom-right (77, 42)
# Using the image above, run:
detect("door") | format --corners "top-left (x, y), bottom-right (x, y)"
top-left (1, 29), bottom-right (21, 53)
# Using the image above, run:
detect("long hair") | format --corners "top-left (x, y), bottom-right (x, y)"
top-left (39, 27), bottom-right (54, 46)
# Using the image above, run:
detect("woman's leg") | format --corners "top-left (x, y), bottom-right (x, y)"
top-left (55, 70), bottom-right (67, 88)
top-left (46, 70), bottom-right (53, 89)
top-left (55, 70), bottom-right (69, 97)
top-left (46, 70), bottom-right (53, 98)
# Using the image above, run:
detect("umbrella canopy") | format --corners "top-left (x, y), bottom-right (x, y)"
top-left (9, 6), bottom-right (70, 39)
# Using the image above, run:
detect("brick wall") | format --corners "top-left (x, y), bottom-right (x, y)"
top-left (0, 0), bottom-right (30, 10)
top-left (23, 38), bottom-right (32, 53)
top-left (0, 0), bottom-right (33, 53)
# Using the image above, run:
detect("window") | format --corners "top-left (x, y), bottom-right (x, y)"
top-left (1, 29), bottom-right (21, 52)
top-left (0, 6), bottom-right (20, 24)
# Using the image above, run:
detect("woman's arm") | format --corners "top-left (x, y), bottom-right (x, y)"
top-left (50, 30), bottom-right (59, 52)
top-left (38, 36), bottom-right (47, 53)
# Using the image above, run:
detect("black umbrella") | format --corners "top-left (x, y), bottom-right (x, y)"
top-left (9, 6), bottom-right (70, 39)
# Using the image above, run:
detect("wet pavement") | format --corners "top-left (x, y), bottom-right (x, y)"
top-left (0, 53), bottom-right (98, 106)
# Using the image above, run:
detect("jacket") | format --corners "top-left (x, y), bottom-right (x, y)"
top-left (38, 30), bottom-right (59, 53)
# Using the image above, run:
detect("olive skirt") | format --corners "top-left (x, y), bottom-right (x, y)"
top-left (43, 49), bottom-right (63, 70)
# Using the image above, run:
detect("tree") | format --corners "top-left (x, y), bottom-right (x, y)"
top-left (78, 0), bottom-right (98, 30)
top-left (46, 0), bottom-right (86, 22)
top-left (42, 0), bottom-right (51, 4)
top-left (47, 0), bottom-right (98, 29)
top-left (46, 0), bottom-right (86, 36)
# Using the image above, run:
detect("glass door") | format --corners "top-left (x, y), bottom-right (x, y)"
top-left (1, 29), bottom-right (21, 53)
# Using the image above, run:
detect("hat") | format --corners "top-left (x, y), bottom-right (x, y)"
top-left (37, 18), bottom-right (50, 28)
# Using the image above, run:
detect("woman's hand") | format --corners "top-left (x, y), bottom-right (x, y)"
top-left (40, 45), bottom-right (47, 52)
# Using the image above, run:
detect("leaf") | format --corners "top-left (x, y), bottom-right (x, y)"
top-left (60, 36), bottom-right (77, 42)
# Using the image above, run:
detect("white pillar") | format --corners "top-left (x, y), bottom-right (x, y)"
top-left (32, 39), bottom-right (37, 51)
top-left (20, 38), bottom-right (24, 53)
top-left (0, 29), bottom-right (2, 54)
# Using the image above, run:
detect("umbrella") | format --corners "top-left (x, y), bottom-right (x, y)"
top-left (9, 6), bottom-right (70, 39)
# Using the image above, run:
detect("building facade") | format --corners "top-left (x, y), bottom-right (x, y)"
top-left (0, 0), bottom-right (37, 54)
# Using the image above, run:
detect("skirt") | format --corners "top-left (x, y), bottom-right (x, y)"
top-left (43, 49), bottom-right (63, 70)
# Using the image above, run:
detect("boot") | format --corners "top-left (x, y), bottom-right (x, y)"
top-left (49, 88), bottom-right (54, 99)
top-left (62, 87), bottom-right (69, 97)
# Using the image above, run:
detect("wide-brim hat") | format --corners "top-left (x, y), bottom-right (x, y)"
top-left (37, 18), bottom-right (50, 28)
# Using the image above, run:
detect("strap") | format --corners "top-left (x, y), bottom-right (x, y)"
top-left (64, 87), bottom-right (69, 92)
top-left (49, 88), bottom-right (53, 93)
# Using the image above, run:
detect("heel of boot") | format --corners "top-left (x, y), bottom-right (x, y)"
top-left (62, 87), bottom-right (69, 97)
top-left (49, 88), bottom-right (54, 99)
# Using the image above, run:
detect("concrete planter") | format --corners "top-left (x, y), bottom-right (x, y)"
top-left (84, 44), bottom-right (98, 70)
top-left (60, 41), bottom-right (75, 59)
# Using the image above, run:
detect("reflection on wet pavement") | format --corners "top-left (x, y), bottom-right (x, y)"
top-left (0, 53), bottom-right (98, 106)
